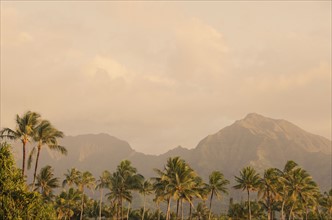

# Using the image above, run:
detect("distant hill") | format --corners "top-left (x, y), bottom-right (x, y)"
top-left (11, 113), bottom-right (331, 191)
top-left (182, 113), bottom-right (331, 190)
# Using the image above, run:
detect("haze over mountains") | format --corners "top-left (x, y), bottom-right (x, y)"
top-left (14, 113), bottom-right (331, 191)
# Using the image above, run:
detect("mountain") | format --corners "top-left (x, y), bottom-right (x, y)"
top-left (11, 113), bottom-right (331, 191)
top-left (184, 113), bottom-right (331, 189)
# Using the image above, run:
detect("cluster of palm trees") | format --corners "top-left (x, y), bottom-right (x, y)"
top-left (0, 111), bottom-right (66, 188)
top-left (153, 157), bottom-right (229, 220)
top-left (46, 160), bottom-right (150, 220)
top-left (31, 157), bottom-right (230, 220)
top-left (232, 161), bottom-right (329, 220)
top-left (30, 156), bottom-right (331, 220)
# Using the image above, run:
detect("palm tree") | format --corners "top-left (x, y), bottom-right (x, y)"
top-left (152, 176), bottom-right (168, 220)
top-left (35, 165), bottom-right (59, 201)
top-left (192, 202), bottom-right (210, 220)
top-left (28, 120), bottom-right (66, 188)
top-left (62, 169), bottom-right (96, 220)
top-left (138, 179), bottom-right (153, 220)
top-left (187, 176), bottom-right (206, 220)
top-left (258, 168), bottom-right (281, 220)
top-left (85, 198), bottom-right (100, 220)
top-left (55, 187), bottom-right (81, 220)
top-left (0, 111), bottom-right (40, 176)
top-left (77, 171), bottom-right (96, 220)
top-left (319, 189), bottom-right (332, 219)
top-left (96, 170), bottom-right (111, 220)
top-left (106, 160), bottom-right (142, 220)
top-left (118, 160), bottom-right (142, 220)
top-left (204, 171), bottom-right (229, 220)
top-left (234, 166), bottom-right (261, 220)
top-left (107, 171), bottom-right (132, 220)
top-left (278, 160), bottom-right (298, 220)
top-left (284, 167), bottom-right (319, 220)
top-left (63, 168), bottom-right (81, 188)
top-left (153, 157), bottom-right (198, 220)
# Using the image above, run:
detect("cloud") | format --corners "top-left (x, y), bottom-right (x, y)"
top-left (84, 55), bottom-right (130, 82)
top-left (166, 18), bottom-right (229, 84)
top-left (1, 2), bottom-right (331, 154)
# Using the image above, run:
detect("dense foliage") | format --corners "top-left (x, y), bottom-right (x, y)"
top-left (0, 143), bottom-right (56, 219)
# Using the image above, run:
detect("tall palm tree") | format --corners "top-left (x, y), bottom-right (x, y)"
top-left (96, 170), bottom-right (111, 220)
top-left (234, 166), bottom-right (261, 220)
top-left (138, 179), bottom-right (153, 220)
top-left (77, 171), bottom-right (96, 220)
top-left (152, 172), bottom-right (173, 220)
top-left (153, 157), bottom-right (198, 220)
top-left (258, 168), bottom-right (281, 220)
top-left (62, 168), bottom-right (95, 220)
top-left (107, 171), bottom-right (132, 220)
top-left (205, 171), bottom-right (229, 220)
top-left (152, 176), bottom-right (168, 220)
top-left (278, 160), bottom-right (299, 220)
top-left (35, 165), bottom-right (59, 201)
top-left (28, 120), bottom-right (66, 188)
top-left (187, 176), bottom-right (206, 220)
top-left (118, 160), bottom-right (142, 220)
top-left (284, 167), bottom-right (319, 220)
top-left (178, 181), bottom-right (203, 220)
top-left (107, 160), bottom-right (142, 220)
top-left (0, 111), bottom-right (40, 176)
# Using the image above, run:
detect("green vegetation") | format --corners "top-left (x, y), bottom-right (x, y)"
top-left (0, 142), bottom-right (56, 219)
top-left (1, 111), bottom-right (331, 219)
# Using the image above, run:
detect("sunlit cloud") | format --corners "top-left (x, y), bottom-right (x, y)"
top-left (1, 1), bottom-right (330, 154)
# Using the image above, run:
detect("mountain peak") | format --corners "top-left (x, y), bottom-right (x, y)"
top-left (224, 113), bottom-right (331, 154)
top-left (242, 112), bottom-right (278, 123)
top-left (235, 113), bottom-right (281, 132)
top-left (244, 112), bottom-right (265, 119)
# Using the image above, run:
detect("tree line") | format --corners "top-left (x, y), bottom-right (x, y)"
top-left (0, 111), bottom-right (331, 220)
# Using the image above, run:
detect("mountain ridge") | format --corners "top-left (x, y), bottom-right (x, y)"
top-left (10, 113), bottom-right (331, 191)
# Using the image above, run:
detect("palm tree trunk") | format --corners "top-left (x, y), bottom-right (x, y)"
top-left (208, 192), bottom-right (214, 220)
top-left (281, 200), bottom-right (286, 220)
top-left (189, 202), bottom-right (192, 220)
top-left (80, 191), bottom-right (85, 220)
top-left (142, 194), bottom-right (146, 220)
top-left (247, 189), bottom-right (251, 220)
top-left (22, 140), bottom-right (27, 176)
top-left (115, 201), bottom-right (118, 220)
top-left (267, 190), bottom-right (271, 220)
top-left (120, 197), bottom-right (123, 220)
top-left (176, 199), bottom-right (180, 219)
top-left (157, 201), bottom-right (160, 220)
top-left (127, 202), bottom-right (131, 220)
top-left (32, 145), bottom-right (41, 189)
top-left (99, 188), bottom-right (103, 220)
top-left (181, 199), bottom-right (184, 220)
top-left (166, 197), bottom-right (171, 220)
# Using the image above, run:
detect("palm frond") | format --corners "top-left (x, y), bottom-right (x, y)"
top-left (48, 144), bottom-right (67, 155)
top-left (0, 128), bottom-right (18, 140)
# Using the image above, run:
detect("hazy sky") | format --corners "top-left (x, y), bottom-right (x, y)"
top-left (1, 1), bottom-right (331, 154)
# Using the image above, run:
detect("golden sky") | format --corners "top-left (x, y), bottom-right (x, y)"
top-left (1, 1), bottom-right (331, 154)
